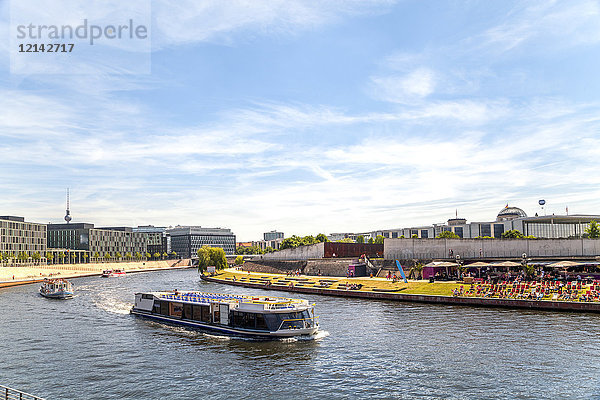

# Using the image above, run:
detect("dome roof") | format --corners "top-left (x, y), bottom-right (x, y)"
top-left (497, 206), bottom-right (527, 221)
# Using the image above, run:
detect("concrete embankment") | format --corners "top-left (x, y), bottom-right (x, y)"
top-left (202, 274), bottom-right (600, 313)
top-left (0, 259), bottom-right (193, 288)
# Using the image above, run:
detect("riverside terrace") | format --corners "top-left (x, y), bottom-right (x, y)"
top-left (202, 268), bottom-right (600, 312)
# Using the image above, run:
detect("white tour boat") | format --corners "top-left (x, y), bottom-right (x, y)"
top-left (101, 269), bottom-right (126, 278)
top-left (39, 278), bottom-right (74, 299)
top-left (131, 291), bottom-right (319, 338)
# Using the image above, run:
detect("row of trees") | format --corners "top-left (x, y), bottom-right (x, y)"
top-left (356, 235), bottom-right (385, 244)
top-left (279, 234), bottom-right (329, 250)
top-left (0, 250), bottom-right (179, 265)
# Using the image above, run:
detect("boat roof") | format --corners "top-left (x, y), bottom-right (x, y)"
top-left (142, 291), bottom-right (311, 311)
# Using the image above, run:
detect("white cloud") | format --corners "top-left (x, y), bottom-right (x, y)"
top-left (152, 0), bottom-right (396, 47)
top-left (369, 68), bottom-right (436, 103)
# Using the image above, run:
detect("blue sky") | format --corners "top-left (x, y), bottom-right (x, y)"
top-left (1, 0), bottom-right (600, 240)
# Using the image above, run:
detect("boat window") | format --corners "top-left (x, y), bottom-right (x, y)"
top-left (183, 304), bottom-right (192, 320)
top-left (200, 306), bottom-right (210, 323)
top-left (142, 294), bottom-right (154, 300)
top-left (160, 301), bottom-right (169, 315)
top-left (232, 311), bottom-right (257, 329)
top-left (233, 311), bottom-right (244, 327)
top-left (192, 305), bottom-right (202, 321)
top-left (169, 302), bottom-right (183, 318)
top-left (255, 314), bottom-right (267, 330)
top-left (263, 311), bottom-right (310, 331)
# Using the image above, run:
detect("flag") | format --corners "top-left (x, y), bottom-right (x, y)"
top-left (395, 260), bottom-right (408, 283)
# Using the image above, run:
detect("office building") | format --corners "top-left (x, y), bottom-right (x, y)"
top-left (0, 216), bottom-right (47, 265)
top-left (167, 226), bottom-right (236, 257)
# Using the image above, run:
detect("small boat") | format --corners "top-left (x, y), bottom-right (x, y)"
top-left (131, 291), bottom-right (319, 338)
top-left (101, 269), bottom-right (126, 278)
top-left (40, 278), bottom-right (74, 299)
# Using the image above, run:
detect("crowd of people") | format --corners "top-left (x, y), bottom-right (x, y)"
top-left (451, 280), bottom-right (600, 302)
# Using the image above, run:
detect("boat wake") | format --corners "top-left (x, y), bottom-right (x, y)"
top-left (279, 330), bottom-right (330, 343)
top-left (95, 296), bottom-right (132, 315)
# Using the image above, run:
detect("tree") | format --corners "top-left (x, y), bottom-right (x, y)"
top-left (374, 235), bottom-right (385, 244)
top-left (153, 252), bottom-right (161, 260)
top-left (125, 252), bottom-right (132, 261)
top-left (235, 255), bottom-right (244, 265)
top-left (279, 235), bottom-right (304, 250)
top-left (368, 238), bottom-right (374, 244)
top-left (93, 252), bottom-right (100, 261)
top-left (83, 253), bottom-right (89, 263)
top-left (170, 251), bottom-right (177, 259)
top-left (58, 252), bottom-right (66, 263)
top-left (145, 252), bottom-right (151, 260)
top-left (586, 220), bottom-right (600, 238)
top-left (501, 229), bottom-right (524, 239)
top-left (71, 253), bottom-right (77, 263)
top-left (236, 245), bottom-right (264, 255)
top-left (209, 248), bottom-right (227, 270)
top-left (32, 252), bottom-right (41, 265)
top-left (104, 253), bottom-right (111, 262)
top-left (356, 235), bottom-right (365, 244)
top-left (522, 263), bottom-right (535, 277)
top-left (46, 252), bottom-right (54, 264)
top-left (411, 234), bottom-right (418, 238)
top-left (135, 252), bottom-right (142, 260)
top-left (408, 263), bottom-right (424, 280)
top-left (197, 246), bottom-right (228, 272)
top-left (315, 233), bottom-right (329, 243)
top-left (162, 252), bottom-right (168, 259)
top-left (264, 246), bottom-right (275, 253)
top-left (115, 252), bottom-right (122, 260)
top-left (337, 238), bottom-right (354, 243)
top-left (436, 231), bottom-right (459, 239)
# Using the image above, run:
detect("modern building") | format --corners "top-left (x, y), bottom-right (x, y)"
top-left (47, 223), bottom-right (148, 262)
top-left (333, 205), bottom-right (600, 241)
top-left (133, 225), bottom-right (169, 256)
top-left (263, 230), bottom-right (284, 241)
top-left (253, 238), bottom-right (285, 252)
top-left (0, 216), bottom-right (47, 265)
top-left (167, 226), bottom-right (236, 257)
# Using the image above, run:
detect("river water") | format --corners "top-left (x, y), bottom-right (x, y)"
top-left (1, 269), bottom-right (600, 400)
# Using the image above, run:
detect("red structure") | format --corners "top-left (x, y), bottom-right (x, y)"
top-left (324, 242), bottom-right (383, 258)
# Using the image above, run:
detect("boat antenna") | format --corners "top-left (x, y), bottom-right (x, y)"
top-left (64, 188), bottom-right (72, 223)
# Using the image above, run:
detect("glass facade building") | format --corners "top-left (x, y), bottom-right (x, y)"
top-left (168, 226), bottom-right (236, 257)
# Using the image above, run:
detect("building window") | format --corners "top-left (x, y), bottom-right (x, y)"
top-left (481, 224), bottom-right (491, 237)
top-left (493, 224), bottom-right (504, 238)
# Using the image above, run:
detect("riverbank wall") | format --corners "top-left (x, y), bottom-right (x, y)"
top-left (240, 258), bottom-right (370, 277)
top-left (0, 259), bottom-right (192, 288)
top-left (202, 275), bottom-right (600, 313)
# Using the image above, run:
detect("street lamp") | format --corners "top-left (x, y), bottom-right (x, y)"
top-left (455, 254), bottom-right (462, 279)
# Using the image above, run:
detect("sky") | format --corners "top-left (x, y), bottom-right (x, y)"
top-left (1, 0), bottom-right (600, 241)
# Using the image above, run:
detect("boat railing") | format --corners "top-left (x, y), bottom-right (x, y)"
top-left (0, 385), bottom-right (46, 400)
top-left (277, 316), bottom-right (319, 331)
top-left (262, 303), bottom-right (297, 310)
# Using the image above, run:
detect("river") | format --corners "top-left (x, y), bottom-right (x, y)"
top-left (1, 269), bottom-right (600, 399)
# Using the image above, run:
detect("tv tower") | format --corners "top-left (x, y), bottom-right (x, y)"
top-left (64, 188), bottom-right (72, 223)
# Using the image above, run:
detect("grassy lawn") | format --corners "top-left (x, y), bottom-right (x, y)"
top-left (211, 269), bottom-right (462, 296)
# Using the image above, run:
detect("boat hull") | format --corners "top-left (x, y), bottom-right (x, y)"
top-left (131, 309), bottom-right (318, 338)
top-left (40, 291), bottom-right (73, 299)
